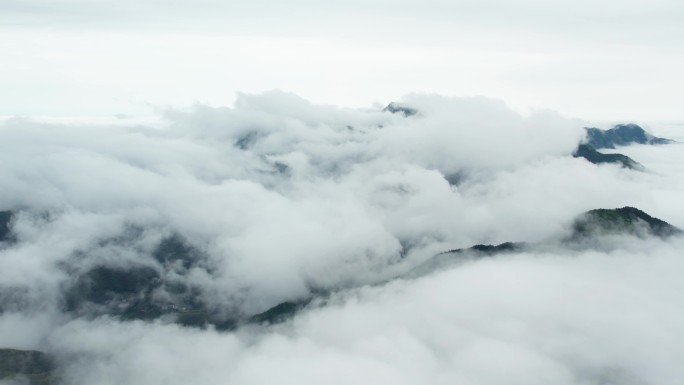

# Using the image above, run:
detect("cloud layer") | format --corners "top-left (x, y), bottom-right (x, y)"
top-left (0, 91), bottom-right (682, 384)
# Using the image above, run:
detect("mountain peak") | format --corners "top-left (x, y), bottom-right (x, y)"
top-left (573, 144), bottom-right (644, 170)
top-left (584, 124), bottom-right (673, 149)
top-left (571, 206), bottom-right (682, 239)
top-left (383, 102), bottom-right (418, 117)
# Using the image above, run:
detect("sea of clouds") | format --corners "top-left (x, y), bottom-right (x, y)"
top-left (0, 91), bottom-right (682, 385)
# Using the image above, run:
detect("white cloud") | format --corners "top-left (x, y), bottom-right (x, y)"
top-left (42, 239), bottom-right (684, 385)
top-left (0, 92), bottom-right (682, 384)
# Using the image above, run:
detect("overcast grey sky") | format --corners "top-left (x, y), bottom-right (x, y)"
top-left (1, 0), bottom-right (683, 120)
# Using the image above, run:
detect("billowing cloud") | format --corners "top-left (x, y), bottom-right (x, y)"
top-left (0, 91), bottom-right (682, 384)
top-left (37, 238), bottom-right (684, 385)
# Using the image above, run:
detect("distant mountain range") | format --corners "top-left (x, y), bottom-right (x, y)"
top-left (410, 206), bottom-right (681, 278)
top-left (383, 102), bottom-right (418, 117)
top-left (2, 204), bottom-right (679, 384)
top-left (574, 124), bottom-right (673, 169)
top-left (572, 144), bottom-right (644, 170)
top-left (584, 124), bottom-right (673, 149)
top-left (1, 205), bottom-right (679, 331)
top-left (384, 102), bottom-right (673, 170)
top-left (1, 108), bottom-right (681, 384)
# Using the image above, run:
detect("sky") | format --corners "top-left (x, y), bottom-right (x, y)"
top-left (1, 0), bottom-right (683, 120)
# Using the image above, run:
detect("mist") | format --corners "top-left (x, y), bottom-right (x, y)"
top-left (1, 91), bottom-right (683, 385)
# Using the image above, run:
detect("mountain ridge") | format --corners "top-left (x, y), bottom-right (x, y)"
top-left (573, 144), bottom-right (644, 170)
top-left (584, 124), bottom-right (673, 149)
top-left (410, 206), bottom-right (681, 278)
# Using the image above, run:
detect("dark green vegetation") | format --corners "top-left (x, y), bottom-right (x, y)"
top-left (570, 206), bottom-right (682, 240)
top-left (412, 207), bottom-right (681, 278)
top-left (62, 233), bottom-right (234, 328)
top-left (0, 211), bottom-right (312, 330)
top-left (62, 257), bottom-right (307, 329)
top-left (154, 234), bottom-right (207, 272)
top-left (249, 300), bottom-right (311, 325)
top-left (59, 232), bottom-right (308, 330)
top-left (575, 124), bottom-right (673, 170)
top-left (234, 131), bottom-right (260, 150)
top-left (383, 102), bottom-right (418, 117)
top-left (443, 171), bottom-right (469, 186)
top-left (441, 242), bottom-right (527, 256)
top-left (63, 264), bottom-right (166, 320)
top-left (584, 124), bottom-right (673, 149)
top-left (408, 242), bottom-right (528, 278)
top-left (0, 349), bottom-right (56, 385)
top-left (0, 211), bottom-right (14, 242)
top-left (1, 205), bottom-right (680, 334)
top-left (573, 144), bottom-right (643, 170)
